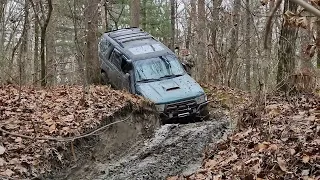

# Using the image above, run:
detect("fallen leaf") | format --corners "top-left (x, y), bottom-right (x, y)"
top-left (195, 173), bottom-right (206, 179)
top-left (301, 169), bottom-right (309, 176)
top-left (252, 163), bottom-right (261, 174)
top-left (63, 114), bottom-right (74, 122)
top-left (49, 123), bottom-right (56, 133)
top-left (0, 158), bottom-right (6, 166)
top-left (277, 157), bottom-right (288, 172)
top-left (257, 143), bottom-right (268, 152)
top-left (245, 157), bottom-right (260, 165)
top-left (205, 159), bottom-right (218, 168)
top-left (290, 149), bottom-right (296, 155)
top-left (4, 169), bottom-right (14, 176)
top-left (268, 144), bottom-right (278, 151)
top-left (15, 137), bottom-right (22, 143)
top-left (302, 155), bottom-right (310, 163)
top-left (0, 145), bottom-right (5, 155)
top-left (167, 177), bottom-right (179, 180)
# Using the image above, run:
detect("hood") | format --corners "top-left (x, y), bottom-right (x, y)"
top-left (136, 74), bottom-right (205, 104)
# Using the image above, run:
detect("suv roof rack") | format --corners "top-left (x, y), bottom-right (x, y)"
top-left (107, 28), bottom-right (154, 47)
top-left (105, 27), bottom-right (142, 33)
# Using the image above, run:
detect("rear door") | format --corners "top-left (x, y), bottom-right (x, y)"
top-left (99, 37), bottom-right (111, 71)
top-left (108, 49), bottom-right (122, 88)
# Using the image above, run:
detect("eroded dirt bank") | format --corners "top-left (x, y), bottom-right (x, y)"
top-left (62, 109), bottom-right (230, 180)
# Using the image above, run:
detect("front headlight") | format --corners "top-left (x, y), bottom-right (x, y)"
top-left (195, 94), bottom-right (207, 104)
top-left (155, 104), bottom-right (165, 112)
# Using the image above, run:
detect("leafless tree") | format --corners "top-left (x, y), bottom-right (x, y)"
top-left (29, 0), bottom-right (53, 87)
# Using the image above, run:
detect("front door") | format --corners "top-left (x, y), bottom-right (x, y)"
top-left (109, 49), bottom-right (131, 91)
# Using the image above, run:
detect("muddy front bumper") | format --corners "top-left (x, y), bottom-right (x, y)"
top-left (159, 99), bottom-right (209, 122)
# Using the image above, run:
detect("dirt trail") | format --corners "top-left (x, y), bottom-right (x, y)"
top-left (62, 110), bottom-right (230, 180)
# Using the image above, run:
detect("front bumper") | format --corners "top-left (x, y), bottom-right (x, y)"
top-left (159, 100), bottom-right (208, 120)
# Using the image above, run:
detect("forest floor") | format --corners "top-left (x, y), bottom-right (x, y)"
top-left (0, 84), bottom-right (157, 179)
top-left (54, 85), bottom-right (251, 180)
top-left (169, 90), bottom-right (320, 179)
top-left (0, 84), bottom-right (319, 180)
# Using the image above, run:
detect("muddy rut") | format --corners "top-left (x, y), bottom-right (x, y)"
top-left (58, 111), bottom-right (230, 180)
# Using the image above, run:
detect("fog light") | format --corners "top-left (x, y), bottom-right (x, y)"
top-left (155, 104), bottom-right (165, 112)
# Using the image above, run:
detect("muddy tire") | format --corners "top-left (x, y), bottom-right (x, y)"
top-left (198, 107), bottom-right (210, 121)
top-left (100, 71), bottom-right (109, 85)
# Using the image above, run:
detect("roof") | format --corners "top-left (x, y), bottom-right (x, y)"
top-left (104, 28), bottom-right (174, 61)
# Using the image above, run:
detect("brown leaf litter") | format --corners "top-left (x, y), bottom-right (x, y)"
top-left (0, 84), bottom-right (150, 179)
top-left (169, 91), bottom-right (320, 180)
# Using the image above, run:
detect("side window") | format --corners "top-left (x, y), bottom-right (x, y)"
top-left (99, 38), bottom-right (106, 53)
top-left (121, 59), bottom-right (130, 74)
top-left (110, 50), bottom-right (122, 70)
top-left (99, 37), bottom-right (112, 58)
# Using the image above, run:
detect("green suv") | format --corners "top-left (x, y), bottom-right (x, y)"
top-left (98, 28), bottom-right (209, 123)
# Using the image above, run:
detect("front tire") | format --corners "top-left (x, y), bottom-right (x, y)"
top-left (198, 107), bottom-right (210, 121)
top-left (100, 71), bottom-right (109, 85)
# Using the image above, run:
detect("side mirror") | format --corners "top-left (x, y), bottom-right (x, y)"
top-left (182, 63), bottom-right (191, 75)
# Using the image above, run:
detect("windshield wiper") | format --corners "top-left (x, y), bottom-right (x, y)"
top-left (137, 78), bottom-right (160, 83)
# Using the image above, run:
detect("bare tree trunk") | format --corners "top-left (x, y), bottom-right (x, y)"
top-left (33, 11), bottom-right (39, 84)
top-left (19, 0), bottom-right (29, 85)
top-left (227, 0), bottom-right (241, 87)
top-left (208, 0), bottom-right (223, 83)
top-left (197, 0), bottom-right (206, 83)
top-left (263, 0), bottom-right (275, 91)
top-left (190, 0), bottom-right (197, 78)
top-left (245, 0), bottom-right (251, 91)
top-left (0, 0), bottom-right (6, 54)
top-left (0, 0), bottom-right (5, 25)
top-left (30, 0), bottom-right (53, 87)
top-left (298, 31), bottom-right (315, 92)
top-left (317, 23), bottom-right (320, 69)
top-left (277, 0), bottom-right (298, 91)
top-left (84, 0), bottom-right (100, 84)
top-left (170, 0), bottom-right (175, 51)
top-left (130, 0), bottom-right (140, 27)
top-left (211, 0), bottom-right (222, 50)
top-left (40, 0), bottom-right (52, 87)
top-left (141, 0), bottom-right (147, 30)
top-left (46, 27), bottom-right (55, 85)
top-left (186, 13), bottom-right (191, 49)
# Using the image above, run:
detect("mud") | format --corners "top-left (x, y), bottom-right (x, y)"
top-left (59, 108), bottom-right (230, 180)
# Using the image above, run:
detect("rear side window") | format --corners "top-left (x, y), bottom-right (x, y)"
top-left (110, 50), bottom-right (122, 70)
top-left (99, 38), bottom-right (107, 52)
top-left (99, 37), bottom-right (112, 57)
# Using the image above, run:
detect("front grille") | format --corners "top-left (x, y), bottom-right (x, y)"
top-left (165, 99), bottom-right (197, 116)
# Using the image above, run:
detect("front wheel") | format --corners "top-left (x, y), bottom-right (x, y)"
top-left (198, 107), bottom-right (210, 121)
top-left (100, 71), bottom-right (109, 85)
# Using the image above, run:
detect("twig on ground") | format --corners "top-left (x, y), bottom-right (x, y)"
top-left (0, 175), bottom-right (21, 180)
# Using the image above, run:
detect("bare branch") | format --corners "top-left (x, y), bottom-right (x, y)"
top-left (264, 0), bottom-right (282, 49)
top-left (290, 0), bottom-right (320, 18)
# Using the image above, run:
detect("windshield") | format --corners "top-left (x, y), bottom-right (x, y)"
top-left (134, 55), bottom-right (185, 82)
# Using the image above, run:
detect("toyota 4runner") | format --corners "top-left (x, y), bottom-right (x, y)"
top-left (98, 28), bottom-right (209, 123)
